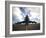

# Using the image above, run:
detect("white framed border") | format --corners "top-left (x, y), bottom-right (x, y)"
top-left (10, 4), bottom-right (43, 34)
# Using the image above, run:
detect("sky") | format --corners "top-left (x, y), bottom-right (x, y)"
top-left (12, 7), bottom-right (40, 24)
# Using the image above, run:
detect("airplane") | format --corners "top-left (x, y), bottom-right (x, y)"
top-left (13, 15), bottom-right (37, 25)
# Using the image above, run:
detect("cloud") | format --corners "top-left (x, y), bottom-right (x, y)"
top-left (12, 7), bottom-right (40, 24)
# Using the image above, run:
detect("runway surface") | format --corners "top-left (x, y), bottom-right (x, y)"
top-left (12, 23), bottom-right (40, 31)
